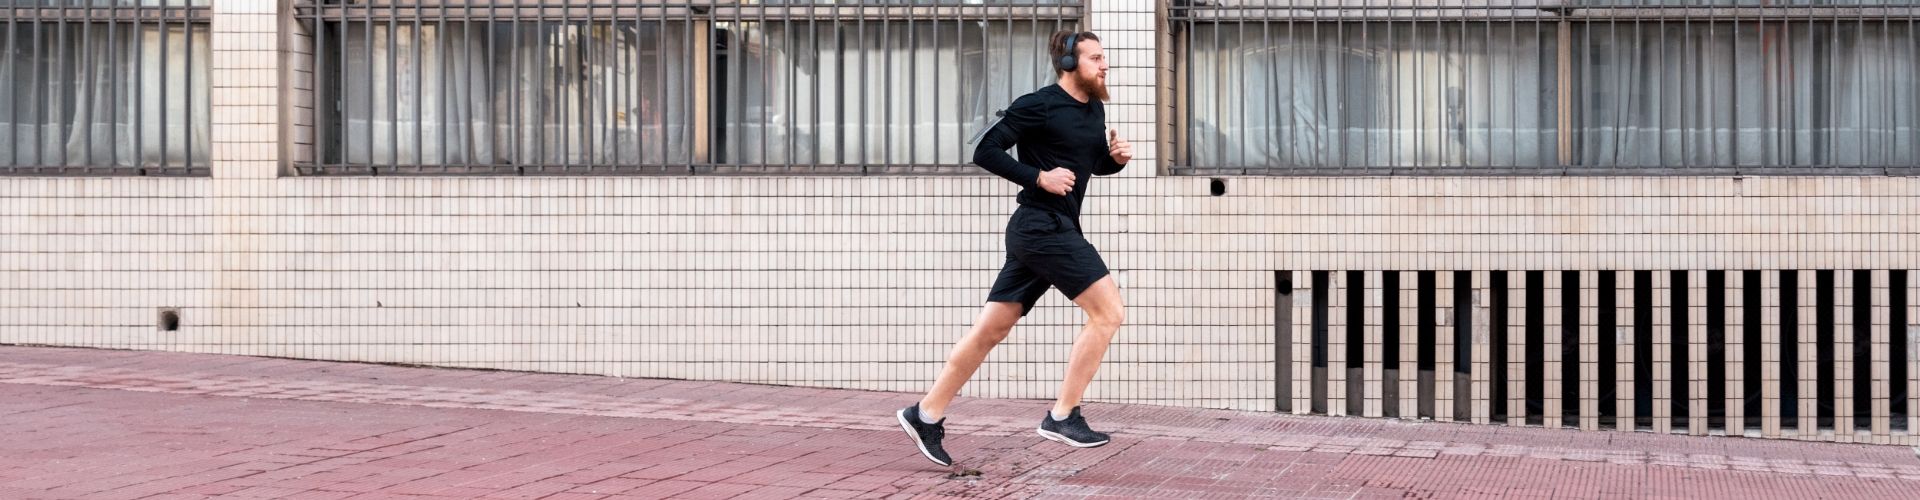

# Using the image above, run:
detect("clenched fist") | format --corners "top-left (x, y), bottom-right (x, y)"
top-left (1037, 167), bottom-right (1077, 196)
top-left (1108, 129), bottom-right (1132, 165)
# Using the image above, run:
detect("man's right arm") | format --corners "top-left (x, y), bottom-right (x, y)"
top-left (972, 94), bottom-right (1046, 188)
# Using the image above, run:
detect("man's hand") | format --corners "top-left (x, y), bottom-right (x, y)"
top-left (1037, 167), bottom-right (1077, 196)
top-left (1108, 129), bottom-right (1132, 165)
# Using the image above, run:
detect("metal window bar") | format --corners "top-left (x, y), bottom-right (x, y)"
top-left (0, 0), bottom-right (211, 177)
top-left (1169, 1), bottom-right (1920, 177)
top-left (295, 0), bottom-right (1083, 176)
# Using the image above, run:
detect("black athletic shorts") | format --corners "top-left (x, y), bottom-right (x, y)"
top-left (986, 207), bottom-right (1111, 316)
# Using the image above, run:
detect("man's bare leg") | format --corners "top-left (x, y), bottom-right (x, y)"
top-left (917, 301), bottom-right (1027, 420)
top-left (1053, 275), bottom-right (1124, 416)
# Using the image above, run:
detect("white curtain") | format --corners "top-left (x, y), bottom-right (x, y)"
top-left (719, 20), bottom-right (1057, 166)
top-left (0, 22), bottom-right (210, 168)
top-left (1190, 23), bottom-right (1560, 169)
top-left (335, 21), bottom-right (692, 166)
top-left (1575, 22), bottom-right (1918, 167)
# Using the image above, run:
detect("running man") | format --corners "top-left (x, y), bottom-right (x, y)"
top-left (897, 30), bottom-right (1132, 466)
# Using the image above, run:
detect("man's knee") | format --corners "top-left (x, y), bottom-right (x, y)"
top-left (1089, 304), bottom-right (1124, 330)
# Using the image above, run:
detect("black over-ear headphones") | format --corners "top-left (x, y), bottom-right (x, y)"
top-left (1056, 32), bottom-right (1079, 72)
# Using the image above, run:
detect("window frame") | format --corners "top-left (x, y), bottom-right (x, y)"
top-left (0, 0), bottom-right (213, 177)
top-left (1168, 1), bottom-right (1920, 176)
top-left (295, 0), bottom-right (1087, 176)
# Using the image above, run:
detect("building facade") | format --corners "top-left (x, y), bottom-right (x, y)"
top-left (3, 0), bottom-right (1918, 443)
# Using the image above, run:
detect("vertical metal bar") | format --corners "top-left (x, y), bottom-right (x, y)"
top-left (385, 0), bottom-right (397, 168)
top-left (1263, 1), bottom-right (1274, 171)
top-left (558, 0), bottom-right (570, 169)
top-left (837, 3), bottom-right (846, 166)
top-left (925, 6), bottom-right (935, 169)
top-left (158, 0), bottom-right (169, 171)
top-left (106, 1), bottom-right (117, 168)
top-left (1210, 3), bottom-right (1220, 168)
top-left (753, 2), bottom-right (765, 165)
top-left (856, 4), bottom-right (864, 167)
top-left (641, 1), bottom-right (648, 166)
top-left (509, 1), bottom-right (519, 170)
top-left (682, 2), bottom-right (693, 168)
top-left (535, 0), bottom-right (547, 167)
top-left (132, 0), bottom-right (142, 169)
top-left (185, 0), bottom-right (196, 170)
top-left (810, 9), bottom-right (820, 167)
top-left (79, 1), bottom-right (92, 169)
top-left (439, 1), bottom-right (449, 170)
top-left (53, 0), bottom-right (66, 168)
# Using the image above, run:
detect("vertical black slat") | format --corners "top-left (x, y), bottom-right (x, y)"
top-left (1780, 270), bottom-right (1800, 428)
top-left (1743, 269), bottom-right (1765, 430)
top-left (1277, 270), bottom-right (1293, 413)
top-left (1452, 271), bottom-right (1473, 422)
top-left (1344, 270), bottom-right (1365, 417)
top-left (1562, 270), bottom-right (1581, 426)
top-left (1383, 271), bottom-right (1400, 418)
top-left (1708, 270), bottom-right (1727, 430)
top-left (1311, 270), bottom-right (1329, 415)
top-left (1490, 270), bottom-right (1510, 422)
top-left (1892, 270), bottom-right (1910, 430)
top-left (1417, 275), bottom-right (1436, 419)
top-left (1633, 270), bottom-right (1653, 428)
top-left (834, 4), bottom-right (845, 166)
top-left (1599, 270), bottom-right (1618, 428)
top-left (1524, 270), bottom-right (1544, 425)
top-left (1672, 270), bottom-right (1691, 430)
top-left (1816, 269), bottom-right (1835, 430)
top-left (1853, 269), bottom-right (1871, 431)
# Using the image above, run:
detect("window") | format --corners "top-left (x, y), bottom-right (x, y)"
top-left (300, 0), bottom-right (1082, 176)
top-left (1172, 0), bottom-right (1920, 175)
top-left (0, 0), bottom-right (211, 176)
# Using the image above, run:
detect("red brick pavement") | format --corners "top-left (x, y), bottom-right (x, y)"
top-left (1, 345), bottom-right (1918, 499)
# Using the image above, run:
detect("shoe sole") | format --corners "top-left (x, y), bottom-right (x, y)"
top-left (897, 408), bottom-right (952, 466)
top-left (1036, 427), bottom-right (1110, 448)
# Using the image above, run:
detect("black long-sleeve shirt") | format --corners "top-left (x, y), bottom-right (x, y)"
top-left (973, 84), bottom-right (1126, 229)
